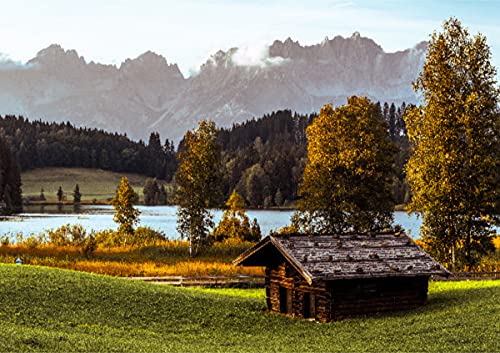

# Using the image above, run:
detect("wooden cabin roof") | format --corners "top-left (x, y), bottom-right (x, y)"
top-left (233, 232), bottom-right (450, 285)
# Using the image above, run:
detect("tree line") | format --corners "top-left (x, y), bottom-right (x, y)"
top-left (0, 116), bottom-right (177, 181)
top-left (216, 103), bottom-right (409, 208)
top-left (0, 102), bottom-right (410, 210)
top-left (0, 135), bottom-right (22, 215)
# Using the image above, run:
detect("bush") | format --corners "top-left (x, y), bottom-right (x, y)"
top-left (132, 227), bottom-right (167, 247)
top-left (93, 229), bottom-right (124, 247)
top-left (47, 224), bottom-right (87, 246)
top-left (0, 236), bottom-right (9, 246)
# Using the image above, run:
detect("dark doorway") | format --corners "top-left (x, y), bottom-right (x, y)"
top-left (303, 292), bottom-right (315, 318)
top-left (279, 286), bottom-right (287, 313)
top-left (303, 292), bottom-right (311, 318)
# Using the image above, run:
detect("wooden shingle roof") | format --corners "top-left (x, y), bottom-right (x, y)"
top-left (233, 232), bottom-right (450, 285)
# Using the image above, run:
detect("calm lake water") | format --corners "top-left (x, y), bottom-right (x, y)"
top-left (0, 205), bottom-right (424, 241)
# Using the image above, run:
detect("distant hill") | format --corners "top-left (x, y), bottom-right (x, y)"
top-left (0, 34), bottom-right (426, 141)
top-left (21, 167), bottom-right (169, 202)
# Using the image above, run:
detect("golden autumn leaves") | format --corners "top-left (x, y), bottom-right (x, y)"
top-left (294, 96), bottom-right (396, 234)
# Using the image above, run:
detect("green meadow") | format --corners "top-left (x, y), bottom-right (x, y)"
top-left (21, 168), bottom-right (169, 202)
top-left (0, 264), bottom-right (498, 352)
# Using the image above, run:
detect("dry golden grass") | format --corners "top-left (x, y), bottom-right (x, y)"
top-left (20, 259), bottom-right (263, 277)
top-left (3, 235), bottom-right (497, 277)
top-left (0, 240), bottom-right (263, 277)
top-left (414, 237), bottom-right (500, 272)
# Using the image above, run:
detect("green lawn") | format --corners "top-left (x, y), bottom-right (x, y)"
top-left (21, 168), bottom-right (169, 202)
top-left (0, 264), bottom-right (498, 352)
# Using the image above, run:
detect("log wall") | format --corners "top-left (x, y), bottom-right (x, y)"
top-left (265, 262), bottom-right (430, 322)
top-left (265, 262), bottom-right (332, 322)
top-left (329, 276), bottom-right (429, 320)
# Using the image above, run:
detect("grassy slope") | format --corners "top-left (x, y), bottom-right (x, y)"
top-left (0, 265), bottom-right (498, 352)
top-left (21, 167), bottom-right (166, 202)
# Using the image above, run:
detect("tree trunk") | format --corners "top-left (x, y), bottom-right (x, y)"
top-left (189, 235), bottom-right (193, 257)
top-left (451, 243), bottom-right (456, 271)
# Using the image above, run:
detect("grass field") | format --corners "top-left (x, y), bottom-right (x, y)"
top-left (0, 264), bottom-right (498, 352)
top-left (21, 167), bottom-right (169, 202)
top-left (0, 241), bottom-right (262, 277)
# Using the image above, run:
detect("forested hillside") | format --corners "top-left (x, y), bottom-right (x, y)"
top-left (0, 135), bottom-right (22, 215)
top-left (0, 116), bottom-right (177, 181)
top-left (218, 110), bottom-right (313, 207)
top-left (217, 102), bottom-right (410, 207)
top-left (1, 101), bottom-right (409, 209)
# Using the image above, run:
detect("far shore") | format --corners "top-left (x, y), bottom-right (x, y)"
top-left (20, 201), bottom-right (408, 212)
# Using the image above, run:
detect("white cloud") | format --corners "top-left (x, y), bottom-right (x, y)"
top-left (232, 43), bottom-right (288, 68)
top-left (0, 54), bottom-right (33, 70)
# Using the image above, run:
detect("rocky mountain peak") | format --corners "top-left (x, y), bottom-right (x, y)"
top-left (119, 51), bottom-right (184, 80)
top-left (28, 44), bottom-right (86, 69)
top-left (0, 34), bottom-right (425, 142)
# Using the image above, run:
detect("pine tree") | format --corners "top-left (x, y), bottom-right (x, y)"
top-left (250, 218), bottom-right (262, 241)
top-left (388, 103), bottom-right (397, 141)
top-left (57, 186), bottom-right (64, 202)
top-left (40, 188), bottom-right (46, 201)
top-left (73, 184), bottom-right (81, 203)
top-left (274, 188), bottom-right (283, 207)
top-left (0, 136), bottom-right (23, 214)
top-left (158, 184), bottom-right (168, 205)
top-left (405, 18), bottom-right (499, 269)
top-left (143, 178), bottom-right (160, 205)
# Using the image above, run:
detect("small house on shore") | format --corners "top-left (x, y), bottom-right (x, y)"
top-left (233, 232), bottom-right (449, 322)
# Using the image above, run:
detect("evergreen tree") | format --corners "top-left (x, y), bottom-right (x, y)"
top-left (143, 178), bottom-right (161, 205)
top-left (73, 184), bottom-right (81, 203)
top-left (244, 164), bottom-right (270, 207)
top-left (158, 184), bottom-right (168, 205)
top-left (57, 186), bottom-right (64, 202)
top-left (0, 136), bottom-right (22, 214)
top-left (250, 218), bottom-right (262, 241)
top-left (274, 188), bottom-right (283, 207)
top-left (40, 188), bottom-right (46, 201)
top-left (175, 120), bottom-right (223, 256)
top-left (388, 103), bottom-right (397, 141)
top-left (405, 18), bottom-right (499, 269)
top-left (294, 96), bottom-right (396, 233)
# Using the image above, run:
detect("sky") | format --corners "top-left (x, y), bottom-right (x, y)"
top-left (1, 0), bottom-right (499, 77)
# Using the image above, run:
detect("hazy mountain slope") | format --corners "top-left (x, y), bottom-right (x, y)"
top-left (0, 34), bottom-right (426, 141)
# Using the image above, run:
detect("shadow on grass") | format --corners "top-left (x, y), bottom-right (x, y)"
top-left (345, 284), bottom-right (498, 322)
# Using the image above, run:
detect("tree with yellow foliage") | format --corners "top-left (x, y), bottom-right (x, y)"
top-left (404, 18), bottom-right (499, 269)
top-left (294, 96), bottom-right (396, 233)
top-left (212, 190), bottom-right (261, 242)
top-left (111, 177), bottom-right (141, 237)
top-left (175, 120), bottom-right (223, 256)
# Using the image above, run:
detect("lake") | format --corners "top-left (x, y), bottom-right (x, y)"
top-left (0, 204), bottom-right (425, 241)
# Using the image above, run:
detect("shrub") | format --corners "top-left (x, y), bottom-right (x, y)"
top-left (93, 229), bottom-right (124, 247)
top-left (47, 224), bottom-right (87, 246)
top-left (132, 227), bottom-right (167, 247)
top-left (0, 236), bottom-right (9, 246)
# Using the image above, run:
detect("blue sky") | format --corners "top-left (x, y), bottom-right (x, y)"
top-left (1, 0), bottom-right (499, 76)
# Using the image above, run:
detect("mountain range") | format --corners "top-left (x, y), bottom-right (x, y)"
top-left (0, 33), bottom-right (426, 142)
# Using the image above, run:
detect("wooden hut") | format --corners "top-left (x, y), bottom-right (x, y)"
top-left (233, 232), bottom-right (449, 322)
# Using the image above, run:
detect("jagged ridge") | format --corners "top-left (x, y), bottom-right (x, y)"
top-left (0, 33), bottom-right (426, 141)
